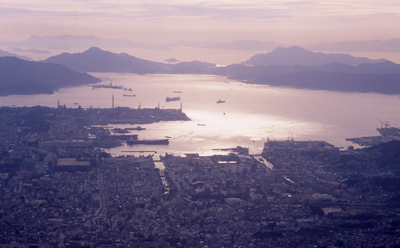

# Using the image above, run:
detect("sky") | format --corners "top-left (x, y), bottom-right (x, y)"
top-left (1, 0), bottom-right (400, 44)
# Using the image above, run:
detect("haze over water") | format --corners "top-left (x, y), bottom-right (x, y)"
top-left (0, 73), bottom-right (400, 156)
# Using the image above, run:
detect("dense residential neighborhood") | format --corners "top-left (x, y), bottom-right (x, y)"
top-left (0, 106), bottom-right (400, 247)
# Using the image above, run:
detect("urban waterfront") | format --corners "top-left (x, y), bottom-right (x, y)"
top-left (0, 73), bottom-right (399, 155)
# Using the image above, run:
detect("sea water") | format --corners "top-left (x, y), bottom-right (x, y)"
top-left (0, 73), bottom-right (399, 156)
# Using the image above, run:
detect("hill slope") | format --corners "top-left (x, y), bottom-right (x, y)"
top-left (0, 57), bottom-right (100, 96)
top-left (213, 61), bottom-right (400, 94)
top-left (42, 47), bottom-right (169, 73)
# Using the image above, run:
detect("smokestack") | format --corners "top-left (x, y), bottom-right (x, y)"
top-left (112, 95), bottom-right (114, 109)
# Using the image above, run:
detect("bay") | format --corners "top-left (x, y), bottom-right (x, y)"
top-left (0, 73), bottom-right (399, 156)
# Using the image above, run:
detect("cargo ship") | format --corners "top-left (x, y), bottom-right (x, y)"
top-left (127, 139), bottom-right (169, 145)
top-left (217, 99), bottom-right (225, 103)
top-left (92, 81), bottom-right (123, 90)
top-left (166, 97), bottom-right (180, 102)
top-left (92, 81), bottom-right (132, 91)
top-left (124, 126), bottom-right (146, 131)
top-left (112, 128), bottom-right (130, 134)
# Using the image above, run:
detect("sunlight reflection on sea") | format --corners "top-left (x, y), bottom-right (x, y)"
top-left (0, 73), bottom-right (399, 156)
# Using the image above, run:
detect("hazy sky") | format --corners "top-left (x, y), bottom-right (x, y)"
top-left (1, 0), bottom-right (400, 44)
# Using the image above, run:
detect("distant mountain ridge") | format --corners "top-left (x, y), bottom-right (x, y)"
top-left (19, 35), bottom-right (140, 50)
top-left (166, 40), bottom-right (283, 50)
top-left (15, 35), bottom-right (283, 51)
top-left (0, 49), bottom-right (31, 60)
top-left (307, 39), bottom-right (400, 53)
top-left (4, 35), bottom-right (400, 55)
top-left (243, 46), bottom-right (387, 66)
top-left (0, 57), bottom-right (100, 96)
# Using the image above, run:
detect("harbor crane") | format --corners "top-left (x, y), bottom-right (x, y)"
top-left (377, 118), bottom-right (390, 128)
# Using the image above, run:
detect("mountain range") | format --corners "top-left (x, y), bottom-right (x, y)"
top-left (307, 39), bottom-right (400, 53)
top-left (0, 57), bottom-right (100, 96)
top-left (39, 46), bottom-right (400, 94)
top-left (3, 45), bottom-right (400, 95)
top-left (44, 46), bottom-right (393, 73)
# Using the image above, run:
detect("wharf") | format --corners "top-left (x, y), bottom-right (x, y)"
top-left (346, 135), bottom-right (400, 147)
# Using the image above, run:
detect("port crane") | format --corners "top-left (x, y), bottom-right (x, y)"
top-left (377, 118), bottom-right (390, 128)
